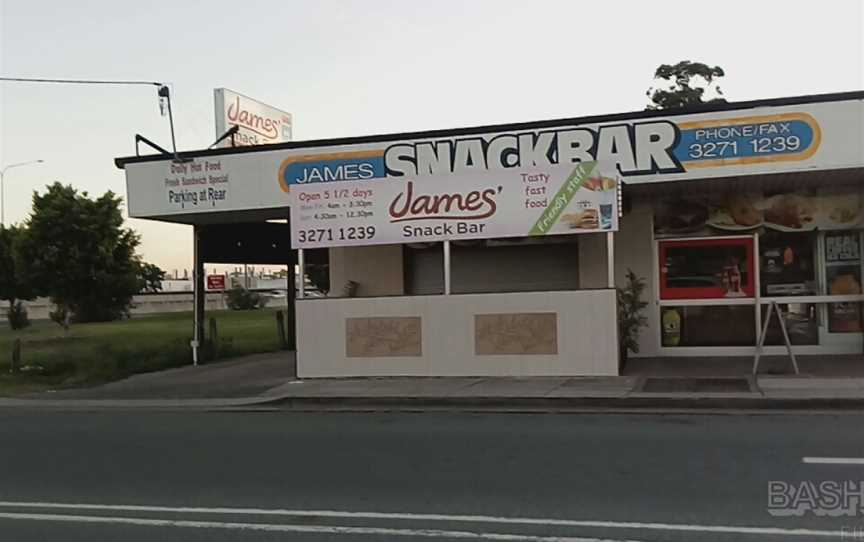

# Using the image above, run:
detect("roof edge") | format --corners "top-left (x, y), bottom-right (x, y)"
top-left (115, 90), bottom-right (864, 169)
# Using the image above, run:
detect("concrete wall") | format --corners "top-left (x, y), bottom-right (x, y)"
top-left (329, 245), bottom-right (404, 297)
top-left (297, 289), bottom-right (619, 377)
top-left (21, 293), bottom-right (228, 320)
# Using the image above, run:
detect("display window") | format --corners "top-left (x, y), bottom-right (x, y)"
top-left (659, 238), bottom-right (755, 300)
top-left (825, 231), bottom-right (862, 333)
top-left (759, 231), bottom-right (817, 296)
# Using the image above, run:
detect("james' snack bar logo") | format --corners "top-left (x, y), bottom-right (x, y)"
top-left (388, 181), bottom-right (500, 223)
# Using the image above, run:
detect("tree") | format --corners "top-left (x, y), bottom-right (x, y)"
top-left (0, 225), bottom-right (35, 329)
top-left (137, 262), bottom-right (166, 293)
top-left (225, 286), bottom-right (267, 310)
top-left (17, 183), bottom-right (142, 327)
top-left (646, 60), bottom-right (726, 110)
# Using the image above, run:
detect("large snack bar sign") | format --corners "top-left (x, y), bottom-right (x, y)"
top-left (278, 107), bottom-right (840, 192)
top-left (214, 88), bottom-right (292, 147)
top-left (123, 99), bottom-right (861, 219)
top-left (289, 161), bottom-right (619, 249)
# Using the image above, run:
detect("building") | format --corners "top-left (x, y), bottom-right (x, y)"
top-left (116, 91), bottom-right (864, 377)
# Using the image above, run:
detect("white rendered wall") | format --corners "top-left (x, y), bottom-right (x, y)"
top-left (296, 289), bottom-right (619, 377)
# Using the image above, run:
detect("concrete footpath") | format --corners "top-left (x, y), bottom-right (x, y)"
top-left (257, 374), bottom-right (864, 411)
top-left (1, 352), bottom-right (864, 411)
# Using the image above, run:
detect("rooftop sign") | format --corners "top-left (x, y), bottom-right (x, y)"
top-left (214, 88), bottom-right (292, 147)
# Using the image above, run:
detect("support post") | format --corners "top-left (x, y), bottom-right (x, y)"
top-left (753, 232), bottom-right (762, 350)
top-left (443, 240), bottom-right (451, 295)
top-left (298, 249), bottom-right (305, 299)
top-left (286, 261), bottom-right (296, 350)
top-left (606, 231), bottom-right (615, 289)
top-left (208, 317), bottom-right (219, 360)
top-left (10, 338), bottom-right (21, 374)
top-left (192, 225), bottom-right (205, 366)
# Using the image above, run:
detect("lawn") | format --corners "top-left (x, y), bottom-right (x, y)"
top-left (0, 308), bottom-right (289, 396)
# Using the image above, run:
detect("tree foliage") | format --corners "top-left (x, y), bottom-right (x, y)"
top-left (646, 60), bottom-right (726, 110)
top-left (17, 183), bottom-right (142, 325)
top-left (137, 262), bottom-right (166, 293)
top-left (225, 286), bottom-right (268, 310)
top-left (0, 225), bottom-right (35, 329)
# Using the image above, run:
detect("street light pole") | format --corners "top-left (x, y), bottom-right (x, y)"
top-left (0, 160), bottom-right (44, 227)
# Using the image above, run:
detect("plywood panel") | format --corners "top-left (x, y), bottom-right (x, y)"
top-left (474, 313), bottom-right (558, 355)
top-left (346, 316), bottom-right (422, 357)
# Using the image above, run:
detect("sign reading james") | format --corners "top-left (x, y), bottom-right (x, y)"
top-left (289, 162), bottom-right (619, 249)
top-left (214, 88), bottom-right (292, 147)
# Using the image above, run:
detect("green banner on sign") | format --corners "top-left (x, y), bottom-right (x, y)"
top-left (528, 161), bottom-right (597, 235)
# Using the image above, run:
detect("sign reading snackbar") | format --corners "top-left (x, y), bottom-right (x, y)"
top-left (290, 162), bottom-right (619, 249)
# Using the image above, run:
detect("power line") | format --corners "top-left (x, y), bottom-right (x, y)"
top-left (0, 75), bottom-right (181, 158)
top-left (0, 76), bottom-right (162, 86)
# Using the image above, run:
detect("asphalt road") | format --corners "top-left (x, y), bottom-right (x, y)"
top-left (0, 410), bottom-right (862, 541)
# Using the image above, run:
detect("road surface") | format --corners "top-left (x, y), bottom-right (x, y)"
top-left (0, 410), bottom-right (862, 541)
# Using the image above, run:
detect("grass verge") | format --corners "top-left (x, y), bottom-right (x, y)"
top-left (0, 308), bottom-right (286, 396)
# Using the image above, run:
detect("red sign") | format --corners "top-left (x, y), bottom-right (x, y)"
top-left (659, 238), bottom-right (756, 300)
top-left (207, 275), bottom-right (226, 291)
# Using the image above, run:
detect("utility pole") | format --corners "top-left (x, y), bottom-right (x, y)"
top-left (0, 160), bottom-right (44, 226)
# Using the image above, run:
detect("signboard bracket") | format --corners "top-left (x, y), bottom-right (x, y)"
top-left (208, 125), bottom-right (240, 150)
top-left (134, 134), bottom-right (170, 157)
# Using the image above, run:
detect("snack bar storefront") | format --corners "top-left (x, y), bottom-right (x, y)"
top-left (116, 91), bottom-right (864, 377)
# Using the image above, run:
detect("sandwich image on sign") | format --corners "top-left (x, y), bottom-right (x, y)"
top-left (558, 173), bottom-right (617, 230)
top-left (561, 208), bottom-right (599, 229)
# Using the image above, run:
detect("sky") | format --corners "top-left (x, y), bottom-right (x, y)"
top-left (1, 0), bottom-right (862, 274)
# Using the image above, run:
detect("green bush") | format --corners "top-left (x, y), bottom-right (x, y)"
top-left (6, 302), bottom-right (30, 330)
top-left (226, 286), bottom-right (267, 310)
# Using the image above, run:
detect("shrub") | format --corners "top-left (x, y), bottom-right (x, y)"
top-left (617, 269), bottom-right (648, 366)
top-left (49, 305), bottom-right (70, 331)
top-left (225, 286), bottom-right (267, 310)
top-left (6, 301), bottom-right (30, 330)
